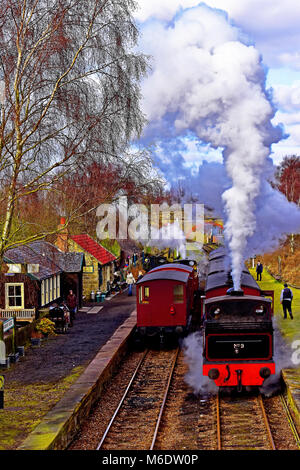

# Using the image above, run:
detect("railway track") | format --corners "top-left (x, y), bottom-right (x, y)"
top-left (96, 347), bottom-right (179, 451)
top-left (216, 391), bottom-right (300, 450)
top-left (70, 347), bottom-right (300, 451)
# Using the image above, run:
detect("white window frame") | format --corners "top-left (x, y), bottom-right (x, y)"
top-left (139, 286), bottom-right (143, 304)
top-left (57, 274), bottom-right (61, 298)
top-left (5, 283), bottom-right (25, 310)
top-left (53, 275), bottom-right (57, 300)
top-left (49, 277), bottom-right (53, 302)
top-left (45, 278), bottom-right (49, 304)
top-left (41, 280), bottom-right (45, 306)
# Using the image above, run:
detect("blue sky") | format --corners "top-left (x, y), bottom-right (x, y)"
top-left (134, 0), bottom-right (300, 168)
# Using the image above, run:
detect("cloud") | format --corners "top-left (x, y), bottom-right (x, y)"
top-left (136, 1), bottom-right (300, 71)
top-left (269, 82), bottom-right (300, 161)
top-left (198, 1), bottom-right (300, 69)
top-left (273, 82), bottom-right (300, 112)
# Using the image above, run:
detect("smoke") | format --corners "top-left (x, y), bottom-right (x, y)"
top-left (138, 3), bottom-right (300, 289)
top-left (244, 180), bottom-right (300, 257)
top-left (260, 318), bottom-right (298, 397)
top-left (183, 331), bottom-right (218, 396)
top-left (145, 220), bottom-right (187, 258)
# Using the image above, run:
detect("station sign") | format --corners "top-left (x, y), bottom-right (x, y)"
top-left (2, 317), bottom-right (14, 333)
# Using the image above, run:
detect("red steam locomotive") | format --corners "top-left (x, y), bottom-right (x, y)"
top-left (136, 262), bottom-right (199, 342)
top-left (202, 248), bottom-right (275, 391)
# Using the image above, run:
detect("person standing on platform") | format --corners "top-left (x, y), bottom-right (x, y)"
top-left (126, 272), bottom-right (135, 296)
top-left (67, 289), bottom-right (77, 327)
top-left (256, 261), bottom-right (263, 281)
top-left (280, 283), bottom-right (294, 319)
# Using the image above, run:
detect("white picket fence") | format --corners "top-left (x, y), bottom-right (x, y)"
top-left (0, 308), bottom-right (36, 322)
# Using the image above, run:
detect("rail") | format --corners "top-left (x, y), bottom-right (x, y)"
top-left (96, 348), bottom-right (179, 451)
top-left (150, 347), bottom-right (179, 450)
top-left (96, 349), bottom-right (148, 450)
top-left (257, 394), bottom-right (276, 450)
top-left (216, 392), bottom-right (276, 450)
top-left (280, 394), bottom-right (300, 449)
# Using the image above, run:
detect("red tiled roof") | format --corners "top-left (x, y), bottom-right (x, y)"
top-left (71, 235), bottom-right (116, 265)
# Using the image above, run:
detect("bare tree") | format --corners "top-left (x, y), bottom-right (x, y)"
top-left (275, 155), bottom-right (300, 253)
top-left (0, 0), bottom-right (149, 266)
top-left (275, 155), bottom-right (300, 206)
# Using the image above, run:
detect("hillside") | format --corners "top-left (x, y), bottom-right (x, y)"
top-left (257, 234), bottom-right (300, 287)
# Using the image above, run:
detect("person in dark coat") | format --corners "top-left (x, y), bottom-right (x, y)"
top-left (256, 261), bottom-right (263, 281)
top-left (67, 289), bottom-right (77, 326)
top-left (280, 283), bottom-right (293, 319)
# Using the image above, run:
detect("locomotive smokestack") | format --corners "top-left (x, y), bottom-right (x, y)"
top-left (228, 289), bottom-right (244, 296)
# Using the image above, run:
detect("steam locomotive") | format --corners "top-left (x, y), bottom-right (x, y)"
top-left (202, 248), bottom-right (275, 391)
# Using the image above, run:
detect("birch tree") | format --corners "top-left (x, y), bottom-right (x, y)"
top-left (0, 0), bottom-right (148, 266)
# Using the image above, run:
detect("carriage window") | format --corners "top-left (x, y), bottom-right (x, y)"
top-left (139, 286), bottom-right (150, 303)
top-left (174, 285), bottom-right (184, 303)
top-left (144, 287), bottom-right (150, 299)
top-left (139, 287), bottom-right (143, 304)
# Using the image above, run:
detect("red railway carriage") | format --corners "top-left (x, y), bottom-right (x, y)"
top-left (136, 263), bottom-right (197, 340)
top-left (149, 263), bottom-right (199, 294)
top-left (202, 249), bottom-right (275, 391)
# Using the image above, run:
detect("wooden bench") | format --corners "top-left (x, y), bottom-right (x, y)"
top-left (0, 309), bottom-right (36, 323)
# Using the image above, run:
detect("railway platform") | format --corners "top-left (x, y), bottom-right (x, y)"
top-left (17, 310), bottom-right (137, 450)
top-left (0, 288), bottom-right (137, 450)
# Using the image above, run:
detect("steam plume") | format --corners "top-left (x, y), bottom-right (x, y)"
top-left (138, 4), bottom-right (300, 287)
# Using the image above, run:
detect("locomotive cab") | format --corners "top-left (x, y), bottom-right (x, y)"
top-left (202, 249), bottom-right (275, 391)
top-left (203, 295), bottom-right (275, 390)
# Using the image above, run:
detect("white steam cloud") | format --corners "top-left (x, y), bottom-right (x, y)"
top-left (145, 221), bottom-right (187, 259)
top-left (138, 4), bottom-right (300, 288)
top-left (183, 331), bottom-right (218, 395)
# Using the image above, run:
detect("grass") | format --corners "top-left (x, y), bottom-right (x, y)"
top-left (249, 268), bottom-right (300, 344)
top-left (0, 364), bottom-right (84, 450)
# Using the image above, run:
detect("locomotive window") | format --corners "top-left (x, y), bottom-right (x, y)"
top-left (206, 300), bottom-right (269, 321)
top-left (207, 306), bottom-right (222, 319)
top-left (174, 285), bottom-right (184, 303)
top-left (212, 307), bottom-right (221, 317)
top-left (253, 304), bottom-right (267, 316)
